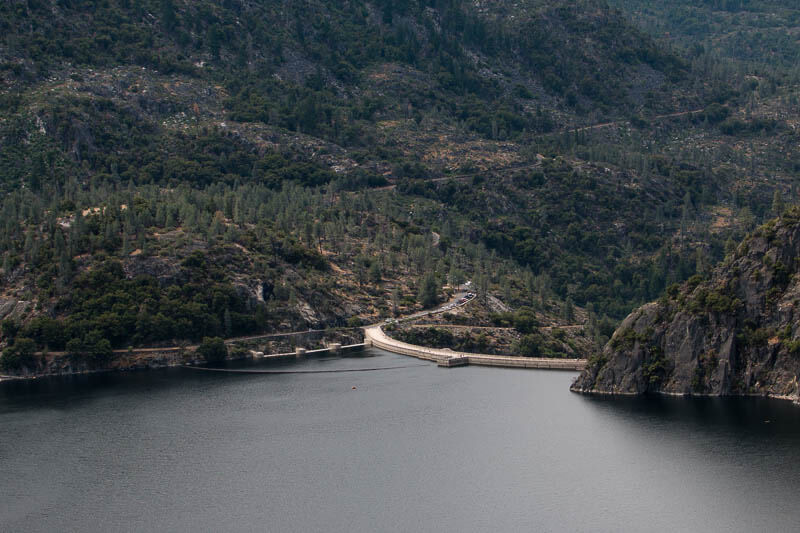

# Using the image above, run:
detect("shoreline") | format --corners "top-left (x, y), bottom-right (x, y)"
top-left (3, 328), bottom-right (366, 382)
top-left (569, 386), bottom-right (800, 405)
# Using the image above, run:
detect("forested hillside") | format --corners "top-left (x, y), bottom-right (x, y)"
top-left (0, 0), bottom-right (797, 373)
top-left (610, 0), bottom-right (800, 74)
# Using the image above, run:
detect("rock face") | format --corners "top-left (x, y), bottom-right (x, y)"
top-left (122, 256), bottom-right (184, 285)
top-left (572, 209), bottom-right (800, 402)
top-left (0, 299), bottom-right (30, 321)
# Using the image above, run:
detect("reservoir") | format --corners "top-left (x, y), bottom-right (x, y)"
top-left (1, 348), bottom-right (799, 532)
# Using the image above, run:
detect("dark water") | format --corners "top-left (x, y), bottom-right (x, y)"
top-left (1, 349), bottom-right (799, 532)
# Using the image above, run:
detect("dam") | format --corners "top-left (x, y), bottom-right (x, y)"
top-left (363, 325), bottom-right (586, 371)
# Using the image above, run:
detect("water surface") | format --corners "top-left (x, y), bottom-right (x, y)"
top-left (1, 349), bottom-right (799, 532)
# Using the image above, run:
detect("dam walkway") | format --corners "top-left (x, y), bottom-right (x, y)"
top-left (363, 326), bottom-right (586, 371)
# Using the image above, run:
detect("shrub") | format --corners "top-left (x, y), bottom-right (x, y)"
top-left (229, 345), bottom-right (249, 359)
top-left (686, 275), bottom-right (704, 291)
top-left (489, 312), bottom-right (515, 327)
top-left (687, 287), bottom-right (741, 315)
top-left (587, 352), bottom-right (608, 371)
top-left (66, 331), bottom-right (113, 362)
top-left (513, 308), bottom-right (538, 334)
top-left (1, 319), bottom-right (19, 342)
top-left (665, 283), bottom-right (681, 299)
top-left (610, 328), bottom-right (649, 350)
top-left (784, 339), bottom-right (800, 356)
top-left (737, 326), bottom-right (770, 349)
top-left (516, 334), bottom-right (543, 357)
top-left (642, 346), bottom-right (668, 388)
top-left (0, 337), bottom-right (36, 371)
top-left (198, 337), bottom-right (228, 362)
top-left (701, 103), bottom-right (729, 124)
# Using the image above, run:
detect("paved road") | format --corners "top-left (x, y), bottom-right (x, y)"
top-left (390, 290), bottom-right (476, 324)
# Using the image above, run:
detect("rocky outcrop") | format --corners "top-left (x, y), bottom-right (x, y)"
top-left (122, 256), bottom-right (184, 285)
top-left (572, 209), bottom-right (800, 402)
top-left (0, 299), bottom-right (30, 321)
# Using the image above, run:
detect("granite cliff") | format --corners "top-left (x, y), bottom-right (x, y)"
top-left (572, 208), bottom-right (800, 403)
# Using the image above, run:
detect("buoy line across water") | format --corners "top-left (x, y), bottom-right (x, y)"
top-left (182, 363), bottom-right (430, 375)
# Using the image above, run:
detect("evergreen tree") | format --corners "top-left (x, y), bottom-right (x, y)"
top-left (563, 297), bottom-right (575, 323)
top-left (391, 287), bottom-right (400, 316)
top-left (368, 261), bottom-right (382, 284)
top-left (418, 272), bottom-right (439, 308)
top-left (772, 189), bottom-right (785, 216)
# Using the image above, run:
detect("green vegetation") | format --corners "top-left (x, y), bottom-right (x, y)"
top-left (610, 328), bottom-right (651, 350)
top-left (391, 327), bottom-right (491, 355)
top-left (776, 324), bottom-right (800, 356)
top-left (489, 307), bottom-right (539, 333)
top-left (417, 273), bottom-right (440, 309)
top-left (0, 338), bottom-right (36, 371)
top-left (610, 0), bottom-right (800, 76)
top-left (642, 346), bottom-right (669, 388)
top-left (784, 339), bottom-right (800, 357)
top-left (587, 352), bottom-right (609, 371)
top-left (514, 332), bottom-right (571, 359)
top-left (686, 287), bottom-right (743, 315)
top-left (736, 324), bottom-right (771, 350)
top-left (197, 337), bottom-right (228, 362)
top-left (66, 331), bottom-right (113, 363)
top-left (690, 351), bottom-right (719, 393)
top-left (1, 0), bottom-right (799, 373)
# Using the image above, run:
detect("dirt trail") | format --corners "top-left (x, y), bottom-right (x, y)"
top-left (569, 108), bottom-right (704, 133)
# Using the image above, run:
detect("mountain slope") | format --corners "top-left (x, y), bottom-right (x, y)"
top-left (572, 207), bottom-right (800, 402)
top-left (1, 0), bottom-right (689, 133)
top-left (0, 0), bottom-right (789, 373)
top-left (610, 0), bottom-right (800, 71)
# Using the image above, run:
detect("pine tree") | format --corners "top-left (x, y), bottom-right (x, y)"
top-left (368, 261), bottom-right (382, 284)
top-left (524, 268), bottom-right (536, 305)
top-left (724, 237), bottom-right (737, 258)
top-left (563, 297), bottom-right (575, 323)
top-left (772, 189), bottom-right (785, 216)
top-left (23, 231), bottom-right (34, 262)
top-left (418, 272), bottom-right (439, 308)
top-left (391, 287), bottom-right (400, 317)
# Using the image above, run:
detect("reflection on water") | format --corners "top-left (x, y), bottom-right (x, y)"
top-left (2, 348), bottom-right (799, 532)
